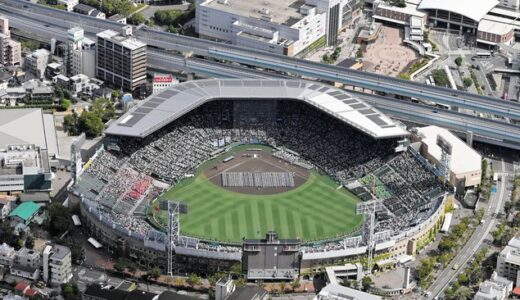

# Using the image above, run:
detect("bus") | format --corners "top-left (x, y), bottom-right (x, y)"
top-left (475, 52), bottom-right (492, 58)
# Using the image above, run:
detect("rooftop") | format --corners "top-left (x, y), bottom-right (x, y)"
top-left (50, 244), bottom-right (71, 260)
top-left (9, 201), bottom-right (40, 221)
top-left (478, 18), bottom-right (514, 35)
top-left (418, 0), bottom-right (499, 21)
top-left (318, 283), bottom-right (382, 300)
top-left (416, 125), bottom-right (482, 174)
top-left (106, 79), bottom-right (409, 139)
top-left (0, 108), bottom-right (59, 157)
top-left (96, 30), bottom-right (146, 50)
top-left (203, 0), bottom-right (309, 26)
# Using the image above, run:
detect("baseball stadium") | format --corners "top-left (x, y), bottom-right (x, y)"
top-left (71, 79), bottom-right (447, 277)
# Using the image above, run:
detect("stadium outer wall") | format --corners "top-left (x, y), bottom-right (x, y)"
top-left (70, 190), bottom-right (448, 276)
top-left (300, 195), bottom-right (447, 274)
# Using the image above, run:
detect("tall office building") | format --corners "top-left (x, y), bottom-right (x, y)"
top-left (96, 26), bottom-right (146, 92)
top-left (0, 16), bottom-right (21, 66)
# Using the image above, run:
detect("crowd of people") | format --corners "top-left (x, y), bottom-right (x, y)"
top-left (76, 99), bottom-right (443, 252)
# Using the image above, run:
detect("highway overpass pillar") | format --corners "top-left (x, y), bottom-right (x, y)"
top-left (466, 131), bottom-right (474, 148)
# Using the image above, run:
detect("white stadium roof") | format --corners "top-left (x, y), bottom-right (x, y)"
top-left (418, 0), bottom-right (499, 21)
top-left (106, 79), bottom-right (409, 139)
top-left (416, 126), bottom-right (482, 175)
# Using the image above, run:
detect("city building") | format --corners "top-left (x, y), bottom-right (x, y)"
top-left (370, 0), bottom-right (517, 47)
top-left (9, 201), bottom-right (41, 225)
top-left (414, 126), bottom-right (482, 190)
top-left (0, 16), bottom-right (21, 66)
top-left (57, 0), bottom-right (78, 12)
top-left (24, 49), bottom-right (51, 79)
top-left (108, 14), bottom-right (127, 24)
top-left (43, 245), bottom-right (73, 284)
top-left (0, 243), bottom-right (15, 267)
top-left (477, 19), bottom-right (515, 46)
top-left (196, 0), bottom-right (363, 56)
top-left (96, 27), bottom-right (147, 92)
top-left (474, 272), bottom-right (513, 300)
top-left (152, 74), bottom-right (178, 94)
top-left (497, 237), bottom-right (520, 286)
top-left (373, 0), bottom-right (427, 27)
top-left (314, 283), bottom-right (382, 300)
top-left (0, 145), bottom-right (53, 195)
top-left (10, 247), bottom-right (41, 280)
top-left (73, 4), bottom-right (106, 19)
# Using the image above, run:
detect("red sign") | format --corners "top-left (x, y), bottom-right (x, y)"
top-left (153, 75), bottom-right (173, 83)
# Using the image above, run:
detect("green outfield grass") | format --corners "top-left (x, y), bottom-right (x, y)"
top-left (152, 168), bottom-right (363, 243)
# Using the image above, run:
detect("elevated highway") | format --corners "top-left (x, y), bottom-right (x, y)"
top-left (1, 0), bottom-right (520, 120)
top-left (2, 1), bottom-right (520, 149)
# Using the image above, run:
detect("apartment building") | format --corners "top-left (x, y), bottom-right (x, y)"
top-left (497, 237), bottom-right (520, 286)
top-left (96, 27), bottom-right (147, 92)
top-left (43, 245), bottom-right (73, 284)
top-left (0, 243), bottom-right (15, 267)
top-left (10, 247), bottom-right (41, 280)
top-left (0, 16), bottom-right (21, 66)
top-left (25, 49), bottom-right (51, 79)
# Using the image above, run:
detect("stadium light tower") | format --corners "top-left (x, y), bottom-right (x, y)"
top-left (436, 135), bottom-right (452, 184)
top-left (356, 200), bottom-right (385, 274)
top-left (165, 201), bottom-right (188, 276)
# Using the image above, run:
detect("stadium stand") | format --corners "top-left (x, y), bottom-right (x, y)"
top-left (74, 98), bottom-right (444, 263)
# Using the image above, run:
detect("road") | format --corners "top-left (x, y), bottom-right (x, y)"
top-left (354, 92), bottom-right (520, 150)
top-left (428, 160), bottom-right (508, 299)
top-left (1, 0), bottom-right (520, 120)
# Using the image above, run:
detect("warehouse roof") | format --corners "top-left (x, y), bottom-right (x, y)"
top-left (0, 109), bottom-right (59, 157)
top-left (106, 79), bottom-right (409, 139)
top-left (418, 0), bottom-right (499, 21)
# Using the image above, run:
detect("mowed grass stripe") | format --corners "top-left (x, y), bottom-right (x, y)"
top-left (156, 168), bottom-right (363, 242)
top-left (243, 203), bottom-right (256, 238)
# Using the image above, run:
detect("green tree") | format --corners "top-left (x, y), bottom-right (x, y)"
top-left (455, 57), bottom-right (463, 67)
top-left (505, 201), bottom-right (514, 215)
top-left (47, 203), bottom-right (71, 235)
top-left (114, 258), bottom-right (128, 273)
top-left (128, 12), bottom-right (145, 25)
top-left (149, 267), bottom-right (161, 281)
top-left (463, 77), bottom-right (473, 87)
top-left (399, 73), bottom-right (411, 80)
top-left (361, 276), bottom-right (373, 291)
top-left (78, 111), bottom-right (104, 138)
top-left (290, 279), bottom-right (300, 290)
top-left (24, 236), bottom-right (35, 249)
top-left (187, 273), bottom-right (201, 287)
top-left (92, 97), bottom-right (116, 122)
top-left (235, 277), bottom-right (246, 287)
top-left (64, 112), bottom-right (80, 135)
top-left (432, 69), bottom-right (450, 87)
